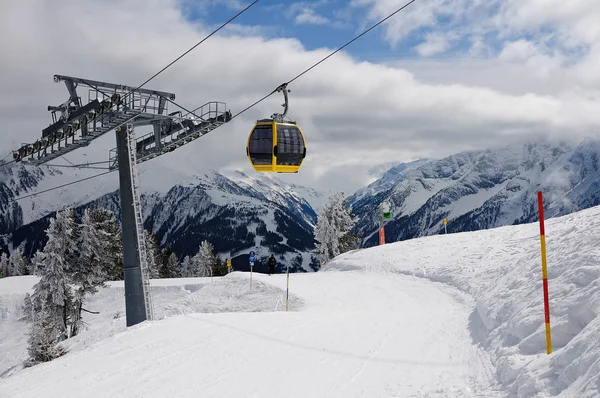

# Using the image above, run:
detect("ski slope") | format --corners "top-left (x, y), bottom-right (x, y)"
top-left (0, 273), bottom-right (501, 397)
top-left (2, 203), bottom-right (600, 397)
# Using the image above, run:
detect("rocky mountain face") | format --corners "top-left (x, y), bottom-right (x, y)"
top-left (347, 139), bottom-right (600, 247)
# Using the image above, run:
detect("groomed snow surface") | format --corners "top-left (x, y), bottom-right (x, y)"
top-left (2, 205), bottom-right (600, 397)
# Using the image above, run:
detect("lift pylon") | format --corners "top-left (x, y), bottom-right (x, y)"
top-left (10, 75), bottom-right (231, 327)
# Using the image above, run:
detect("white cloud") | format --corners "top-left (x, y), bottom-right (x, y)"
top-left (415, 32), bottom-right (454, 56)
top-left (0, 0), bottom-right (599, 196)
top-left (295, 7), bottom-right (329, 25)
top-left (351, 0), bottom-right (447, 47)
top-left (358, 0), bottom-right (600, 76)
top-left (285, 1), bottom-right (347, 27)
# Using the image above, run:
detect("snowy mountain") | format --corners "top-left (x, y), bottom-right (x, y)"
top-left (6, 137), bottom-right (600, 272)
top-left (348, 139), bottom-right (600, 247)
top-left (1, 164), bottom-right (325, 273)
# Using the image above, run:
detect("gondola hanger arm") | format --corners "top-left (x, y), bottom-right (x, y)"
top-left (271, 82), bottom-right (291, 122)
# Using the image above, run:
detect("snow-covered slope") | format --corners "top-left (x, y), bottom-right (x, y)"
top-left (0, 269), bottom-right (502, 397)
top-left (327, 204), bottom-right (600, 397)
top-left (348, 139), bottom-right (600, 247)
top-left (1, 202), bottom-right (600, 397)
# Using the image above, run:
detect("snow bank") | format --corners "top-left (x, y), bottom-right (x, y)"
top-left (0, 272), bottom-right (301, 379)
top-left (324, 205), bottom-right (600, 397)
top-left (0, 266), bottom-right (502, 398)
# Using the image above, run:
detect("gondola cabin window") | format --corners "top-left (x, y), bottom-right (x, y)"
top-left (275, 124), bottom-right (304, 166)
top-left (248, 124), bottom-right (273, 165)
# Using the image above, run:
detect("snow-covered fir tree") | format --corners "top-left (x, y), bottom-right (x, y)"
top-left (25, 308), bottom-right (66, 367)
top-left (158, 245), bottom-right (179, 278)
top-left (31, 251), bottom-right (44, 276)
top-left (314, 192), bottom-right (357, 263)
top-left (162, 252), bottom-right (180, 278)
top-left (7, 251), bottom-right (19, 276)
top-left (20, 293), bottom-right (35, 322)
top-left (23, 207), bottom-right (121, 365)
top-left (29, 208), bottom-right (78, 351)
top-left (181, 255), bottom-right (194, 277)
top-left (69, 208), bottom-right (109, 337)
top-left (89, 208), bottom-right (123, 281)
top-left (0, 252), bottom-right (8, 277)
top-left (192, 240), bottom-right (216, 277)
top-left (10, 248), bottom-right (30, 276)
top-left (19, 253), bottom-right (32, 275)
top-left (212, 257), bottom-right (228, 276)
top-left (143, 229), bottom-right (160, 279)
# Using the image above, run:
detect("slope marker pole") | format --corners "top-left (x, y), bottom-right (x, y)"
top-left (286, 263), bottom-right (290, 311)
top-left (537, 191), bottom-right (552, 354)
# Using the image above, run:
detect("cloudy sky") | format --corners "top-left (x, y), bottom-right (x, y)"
top-left (1, 0), bottom-right (600, 195)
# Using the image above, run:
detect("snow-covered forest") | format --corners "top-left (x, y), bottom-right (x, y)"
top-left (8, 206), bottom-right (228, 366)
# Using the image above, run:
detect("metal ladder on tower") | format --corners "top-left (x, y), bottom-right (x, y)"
top-left (125, 123), bottom-right (154, 321)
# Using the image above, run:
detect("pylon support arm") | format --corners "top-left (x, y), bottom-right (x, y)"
top-left (53, 74), bottom-right (176, 100)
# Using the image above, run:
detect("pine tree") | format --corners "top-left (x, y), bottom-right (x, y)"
top-left (181, 255), bottom-right (193, 277)
top-left (30, 208), bottom-right (77, 345)
top-left (31, 251), bottom-right (44, 276)
top-left (20, 293), bottom-right (34, 322)
top-left (0, 252), bottom-right (8, 277)
top-left (159, 245), bottom-right (176, 278)
top-left (8, 248), bottom-right (26, 276)
top-left (69, 208), bottom-right (109, 337)
top-left (339, 231), bottom-right (360, 253)
top-left (193, 241), bottom-right (216, 277)
top-left (143, 230), bottom-right (160, 278)
top-left (89, 209), bottom-right (123, 280)
top-left (25, 307), bottom-right (66, 367)
top-left (212, 257), bottom-right (228, 276)
top-left (10, 248), bottom-right (30, 276)
top-left (314, 192), bottom-right (356, 263)
top-left (164, 252), bottom-right (180, 278)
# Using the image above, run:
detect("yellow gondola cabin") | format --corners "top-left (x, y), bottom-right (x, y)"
top-left (246, 82), bottom-right (306, 173)
top-left (246, 119), bottom-right (306, 173)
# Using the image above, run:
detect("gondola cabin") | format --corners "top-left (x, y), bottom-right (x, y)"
top-left (246, 119), bottom-right (306, 173)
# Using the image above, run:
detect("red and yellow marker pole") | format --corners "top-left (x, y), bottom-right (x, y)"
top-left (379, 227), bottom-right (385, 245)
top-left (537, 191), bottom-right (552, 354)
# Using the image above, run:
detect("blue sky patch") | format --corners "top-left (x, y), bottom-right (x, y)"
top-left (176, 0), bottom-right (578, 65)
top-left (178, 0), bottom-right (437, 62)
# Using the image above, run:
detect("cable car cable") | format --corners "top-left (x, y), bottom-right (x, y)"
top-left (6, 0), bottom-right (418, 196)
top-left (243, 0), bottom-right (420, 173)
top-left (137, 0), bottom-right (260, 96)
top-left (229, 0), bottom-right (420, 122)
top-left (10, 0), bottom-right (260, 166)
top-left (96, 0), bottom-right (260, 118)
top-left (9, 170), bottom-right (114, 203)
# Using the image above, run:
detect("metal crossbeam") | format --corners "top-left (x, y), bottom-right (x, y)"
top-left (54, 74), bottom-right (176, 100)
top-left (14, 75), bottom-right (179, 165)
top-left (108, 102), bottom-right (231, 170)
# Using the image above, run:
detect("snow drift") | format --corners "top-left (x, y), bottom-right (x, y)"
top-left (326, 204), bottom-right (600, 397)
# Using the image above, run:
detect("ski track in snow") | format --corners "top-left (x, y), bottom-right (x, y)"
top-left (0, 271), bottom-right (501, 398)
